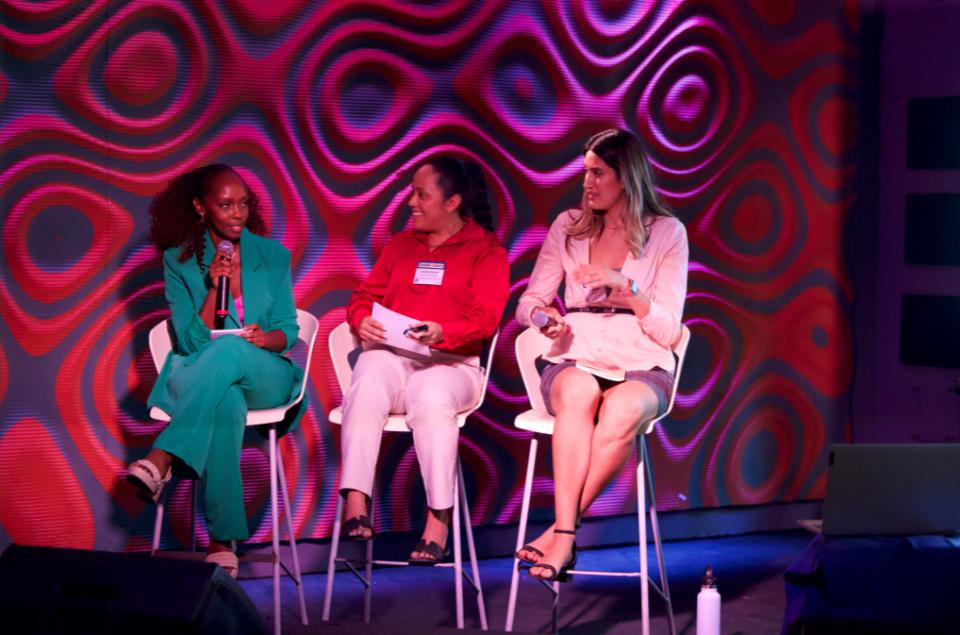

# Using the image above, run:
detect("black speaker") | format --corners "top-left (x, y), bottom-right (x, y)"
top-left (0, 544), bottom-right (267, 635)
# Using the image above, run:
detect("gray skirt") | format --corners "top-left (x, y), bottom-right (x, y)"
top-left (537, 359), bottom-right (674, 418)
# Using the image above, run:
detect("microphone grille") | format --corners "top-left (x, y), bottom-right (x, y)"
top-left (218, 240), bottom-right (234, 256)
top-left (531, 310), bottom-right (550, 328)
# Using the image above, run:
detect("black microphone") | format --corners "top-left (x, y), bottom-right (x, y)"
top-left (215, 240), bottom-right (233, 329)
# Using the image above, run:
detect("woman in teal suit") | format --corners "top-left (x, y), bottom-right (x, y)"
top-left (127, 163), bottom-right (305, 577)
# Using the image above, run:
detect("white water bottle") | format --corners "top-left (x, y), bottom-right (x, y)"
top-left (696, 565), bottom-right (720, 635)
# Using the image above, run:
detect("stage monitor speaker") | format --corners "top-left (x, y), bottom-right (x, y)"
top-left (0, 544), bottom-right (267, 635)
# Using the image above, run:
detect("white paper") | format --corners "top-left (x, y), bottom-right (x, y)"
top-left (371, 302), bottom-right (431, 356)
top-left (211, 328), bottom-right (245, 340)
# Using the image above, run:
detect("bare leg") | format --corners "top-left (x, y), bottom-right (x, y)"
top-left (146, 448), bottom-right (173, 477)
top-left (521, 380), bottom-right (659, 568)
top-left (530, 369), bottom-right (600, 579)
top-left (578, 381), bottom-right (660, 511)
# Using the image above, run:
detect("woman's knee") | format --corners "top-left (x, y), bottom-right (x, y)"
top-left (596, 390), bottom-right (659, 442)
top-left (203, 334), bottom-right (249, 363)
top-left (551, 370), bottom-right (601, 414)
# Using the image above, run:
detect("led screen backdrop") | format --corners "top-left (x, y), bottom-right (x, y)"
top-left (0, 0), bottom-right (858, 551)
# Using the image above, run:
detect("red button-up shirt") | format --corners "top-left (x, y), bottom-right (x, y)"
top-left (347, 218), bottom-right (509, 357)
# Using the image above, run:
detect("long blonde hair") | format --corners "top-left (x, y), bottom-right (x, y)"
top-left (566, 128), bottom-right (675, 257)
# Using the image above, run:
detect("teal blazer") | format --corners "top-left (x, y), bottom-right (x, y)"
top-left (147, 228), bottom-right (306, 430)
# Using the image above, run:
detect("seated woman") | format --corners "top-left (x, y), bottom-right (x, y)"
top-left (340, 156), bottom-right (509, 564)
top-left (126, 163), bottom-right (306, 577)
top-left (515, 129), bottom-right (688, 581)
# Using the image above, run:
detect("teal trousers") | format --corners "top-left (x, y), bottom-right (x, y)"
top-left (155, 335), bottom-right (297, 542)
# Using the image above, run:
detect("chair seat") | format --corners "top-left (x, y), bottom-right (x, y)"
top-left (514, 409), bottom-right (555, 435)
top-left (328, 406), bottom-right (473, 432)
top-left (150, 404), bottom-right (300, 427)
top-left (149, 406), bottom-right (171, 422)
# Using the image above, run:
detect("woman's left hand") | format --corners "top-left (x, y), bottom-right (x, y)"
top-left (574, 264), bottom-right (627, 292)
top-left (407, 321), bottom-right (444, 346)
top-left (239, 323), bottom-right (269, 348)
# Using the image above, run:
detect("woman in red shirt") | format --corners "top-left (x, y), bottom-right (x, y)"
top-left (340, 157), bottom-right (509, 564)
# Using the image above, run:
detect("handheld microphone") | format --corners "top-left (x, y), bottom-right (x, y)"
top-left (531, 308), bottom-right (556, 329)
top-left (215, 240), bottom-right (233, 329)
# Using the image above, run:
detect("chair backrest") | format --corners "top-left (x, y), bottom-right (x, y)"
top-left (290, 309), bottom-right (320, 406)
top-left (328, 321), bottom-right (360, 398)
top-left (327, 321), bottom-right (499, 417)
top-left (146, 310), bottom-right (320, 407)
top-left (147, 320), bottom-right (173, 374)
top-left (514, 323), bottom-right (692, 434)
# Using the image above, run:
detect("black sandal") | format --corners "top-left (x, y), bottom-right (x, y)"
top-left (520, 529), bottom-right (577, 583)
top-left (514, 544), bottom-right (544, 565)
top-left (341, 515), bottom-right (375, 541)
top-left (408, 539), bottom-right (448, 566)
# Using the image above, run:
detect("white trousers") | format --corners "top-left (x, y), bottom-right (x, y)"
top-left (339, 347), bottom-right (482, 509)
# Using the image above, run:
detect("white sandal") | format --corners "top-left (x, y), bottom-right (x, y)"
top-left (125, 458), bottom-right (171, 504)
top-left (204, 550), bottom-right (239, 578)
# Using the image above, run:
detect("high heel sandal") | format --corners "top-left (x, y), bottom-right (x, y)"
top-left (520, 529), bottom-right (577, 583)
top-left (516, 518), bottom-right (581, 565)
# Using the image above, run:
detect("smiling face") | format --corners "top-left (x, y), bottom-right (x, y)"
top-left (194, 170), bottom-right (250, 244)
top-left (583, 150), bottom-right (625, 214)
top-left (408, 164), bottom-right (460, 234)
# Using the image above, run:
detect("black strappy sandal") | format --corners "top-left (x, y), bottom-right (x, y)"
top-left (520, 529), bottom-right (577, 583)
top-left (408, 539), bottom-right (449, 566)
top-left (515, 544), bottom-right (544, 565)
top-left (341, 514), bottom-right (375, 541)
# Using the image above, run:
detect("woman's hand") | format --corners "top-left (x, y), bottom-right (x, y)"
top-left (406, 321), bottom-right (443, 346)
top-left (207, 247), bottom-right (238, 285)
top-left (358, 315), bottom-right (386, 343)
top-left (238, 324), bottom-right (271, 349)
top-left (573, 264), bottom-right (627, 292)
top-left (531, 306), bottom-right (568, 340)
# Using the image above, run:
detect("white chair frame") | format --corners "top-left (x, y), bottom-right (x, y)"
top-left (321, 321), bottom-right (495, 630)
top-left (505, 324), bottom-right (691, 635)
top-left (146, 309), bottom-right (319, 635)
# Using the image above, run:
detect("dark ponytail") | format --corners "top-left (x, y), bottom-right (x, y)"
top-left (426, 156), bottom-right (495, 232)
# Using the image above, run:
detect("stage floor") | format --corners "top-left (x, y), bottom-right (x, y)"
top-left (239, 529), bottom-right (813, 634)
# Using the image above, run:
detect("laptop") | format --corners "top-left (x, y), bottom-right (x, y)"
top-left (820, 443), bottom-right (960, 536)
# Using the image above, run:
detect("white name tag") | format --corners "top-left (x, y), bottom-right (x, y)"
top-left (414, 261), bottom-right (445, 285)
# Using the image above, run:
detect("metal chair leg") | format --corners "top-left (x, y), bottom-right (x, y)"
top-left (364, 489), bottom-right (374, 624)
top-left (643, 438), bottom-right (675, 635)
top-left (453, 473), bottom-right (464, 629)
top-left (458, 462), bottom-right (487, 630)
top-left (322, 492), bottom-right (342, 622)
top-left (269, 427), bottom-right (281, 635)
top-left (277, 447), bottom-right (308, 625)
top-left (637, 438), bottom-right (650, 635)
top-left (506, 436), bottom-right (538, 631)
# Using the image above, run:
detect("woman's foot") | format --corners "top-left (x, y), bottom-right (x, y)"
top-left (342, 490), bottom-right (374, 540)
top-left (529, 529), bottom-right (577, 581)
top-left (125, 449), bottom-right (174, 504)
top-left (205, 539), bottom-right (238, 578)
top-left (516, 524), bottom-right (555, 564)
top-left (409, 508), bottom-right (450, 564)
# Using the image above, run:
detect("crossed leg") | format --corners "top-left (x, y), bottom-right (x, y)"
top-left (527, 370), bottom-right (660, 579)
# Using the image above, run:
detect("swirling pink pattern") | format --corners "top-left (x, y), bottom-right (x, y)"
top-left (0, 0), bottom-right (857, 547)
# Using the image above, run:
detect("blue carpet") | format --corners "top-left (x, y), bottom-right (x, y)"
top-left (239, 530), bottom-right (814, 634)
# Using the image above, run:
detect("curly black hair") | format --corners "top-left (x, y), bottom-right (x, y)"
top-left (148, 163), bottom-right (267, 267)
top-left (425, 156), bottom-right (496, 232)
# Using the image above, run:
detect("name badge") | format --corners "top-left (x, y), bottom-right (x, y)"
top-left (414, 261), bottom-right (445, 285)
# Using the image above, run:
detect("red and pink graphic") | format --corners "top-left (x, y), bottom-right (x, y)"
top-left (0, 1), bottom-right (857, 549)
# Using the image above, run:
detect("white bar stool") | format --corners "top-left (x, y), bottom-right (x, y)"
top-left (505, 324), bottom-right (691, 635)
